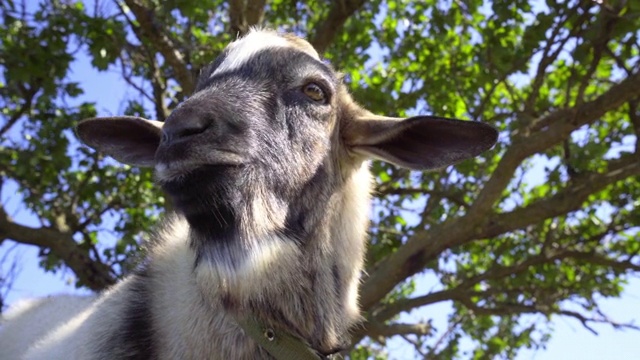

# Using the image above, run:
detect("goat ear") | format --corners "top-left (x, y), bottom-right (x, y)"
top-left (76, 116), bottom-right (163, 167)
top-left (345, 115), bottom-right (498, 170)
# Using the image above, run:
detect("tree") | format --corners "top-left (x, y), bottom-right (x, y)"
top-left (1, 0), bottom-right (639, 357)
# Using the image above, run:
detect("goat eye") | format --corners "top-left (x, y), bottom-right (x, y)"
top-left (302, 83), bottom-right (326, 103)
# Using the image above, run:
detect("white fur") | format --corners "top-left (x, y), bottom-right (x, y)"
top-left (336, 163), bottom-right (372, 320)
top-left (212, 30), bottom-right (290, 76)
top-left (0, 289), bottom-right (130, 360)
top-left (0, 295), bottom-right (95, 359)
top-left (0, 221), bottom-right (190, 360)
top-left (196, 234), bottom-right (302, 298)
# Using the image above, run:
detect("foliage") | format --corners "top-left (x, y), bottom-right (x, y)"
top-left (1, 0), bottom-right (639, 358)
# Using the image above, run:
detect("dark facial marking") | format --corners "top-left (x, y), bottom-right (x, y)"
top-left (281, 164), bottom-right (333, 243)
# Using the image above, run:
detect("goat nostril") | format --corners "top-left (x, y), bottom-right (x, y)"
top-left (176, 126), bottom-right (207, 139)
top-left (162, 111), bottom-right (213, 144)
top-left (163, 124), bottom-right (209, 145)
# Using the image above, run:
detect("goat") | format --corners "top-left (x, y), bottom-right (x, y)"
top-left (0, 29), bottom-right (497, 359)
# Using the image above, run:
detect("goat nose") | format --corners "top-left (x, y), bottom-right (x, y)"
top-left (161, 110), bottom-right (213, 144)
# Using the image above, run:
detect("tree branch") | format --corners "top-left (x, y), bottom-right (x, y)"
top-left (149, 56), bottom-right (169, 120)
top-left (367, 321), bottom-right (432, 339)
top-left (482, 154), bottom-right (640, 238)
top-left (370, 235), bottom-right (640, 328)
top-left (0, 242), bottom-right (20, 312)
top-left (362, 152), bottom-right (639, 312)
top-left (245, 0), bottom-right (266, 25)
top-left (370, 251), bottom-right (562, 323)
top-left (310, 0), bottom-right (368, 54)
top-left (458, 299), bottom-right (640, 335)
top-left (228, 0), bottom-right (267, 36)
top-left (0, 85), bottom-right (38, 137)
top-left (0, 205), bottom-right (115, 291)
top-left (469, 71), bottom-right (640, 230)
top-left (373, 289), bottom-right (460, 322)
top-left (118, 52), bottom-right (154, 104)
top-left (375, 187), bottom-right (469, 208)
top-left (574, 3), bottom-right (626, 110)
top-left (525, 15), bottom-right (569, 113)
top-left (121, 0), bottom-right (195, 94)
top-left (348, 319), bottom-right (432, 351)
top-left (360, 67), bottom-right (640, 309)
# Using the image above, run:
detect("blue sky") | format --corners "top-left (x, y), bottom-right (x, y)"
top-left (2, 3), bottom-right (639, 359)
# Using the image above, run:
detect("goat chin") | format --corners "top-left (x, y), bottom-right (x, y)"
top-left (1, 28), bottom-right (497, 360)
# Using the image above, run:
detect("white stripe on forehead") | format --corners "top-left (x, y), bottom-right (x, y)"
top-left (212, 31), bottom-right (291, 77)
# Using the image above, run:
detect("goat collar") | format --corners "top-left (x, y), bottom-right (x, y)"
top-left (236, 315), bottom-right (338, 359)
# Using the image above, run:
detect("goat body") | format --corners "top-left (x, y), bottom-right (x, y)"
top-left (0, 29), bottom-right (497, 359)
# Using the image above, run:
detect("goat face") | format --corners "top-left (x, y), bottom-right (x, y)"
top-left (154, 32), bottom-right (342, 239)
